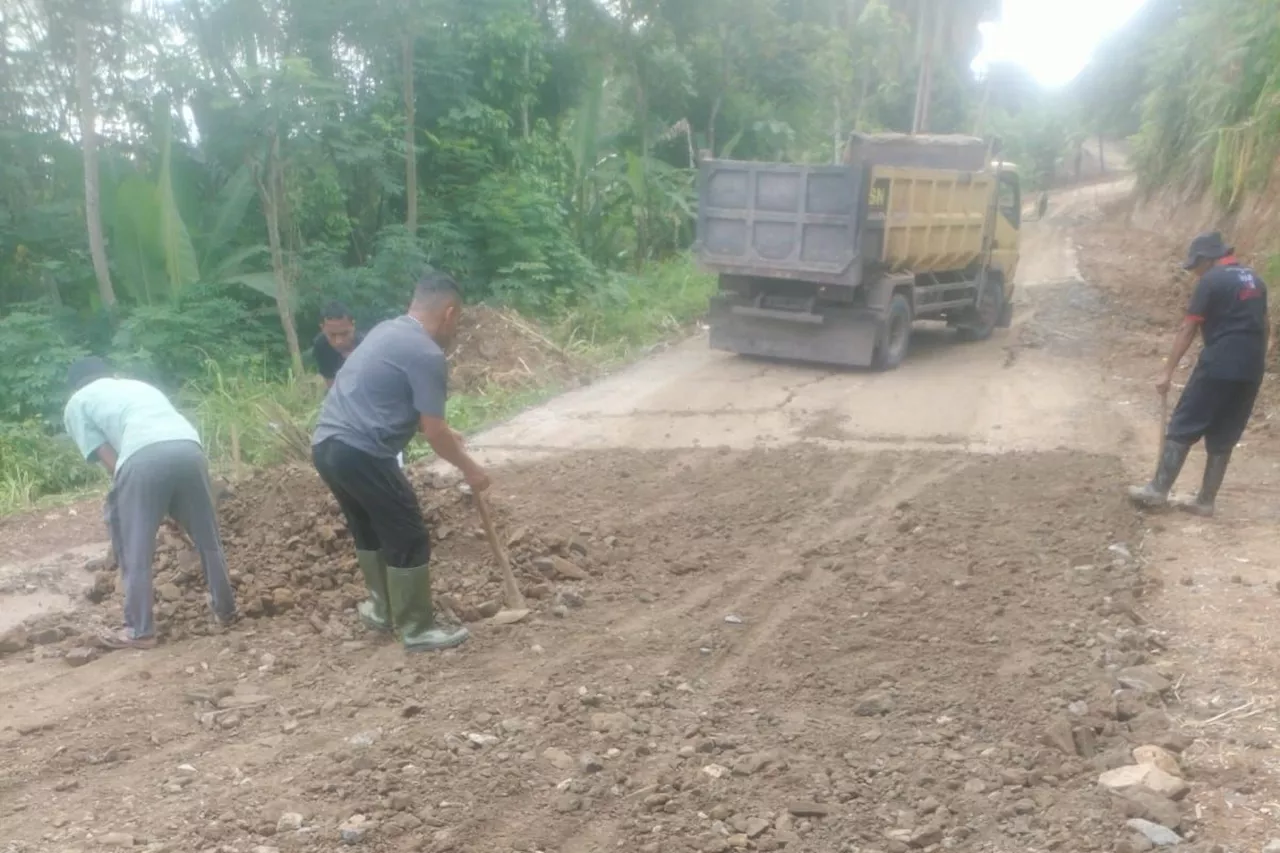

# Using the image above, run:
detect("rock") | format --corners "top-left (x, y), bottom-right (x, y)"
top-left (475, 600), bottom-right (502, 619)
top-left (28, 627), bottom-right (62, 646)
top-left (100, 833), bottom-right (135, 848)
top-left (1262, 840), bottom-right (1280, 853)
top-left (1126, 818), bottom-right (1182, 847)
top-left (786, 801), bottom-right (831, 818)
top-left (0, 627), bottom-right (29, 655)
top-left (732, 751), bottom-right (778, 776)
top-left (339, 814), bottom-right (369, 845)
top-left (553, 794), bottom-right (582, 813)
top-left (555, 589), bottom-right (586, 609)
top-left (589, 712), bottom-right (634, 733)
top-left (271, 587), bottom-right (296, 611)
top-left (65, 647), bottom-right (100, 667)
top-left (1133, 745), bottom-right (1183, 778)
top-left (703, 840), bottom-right (730, 853)
top-left (467, 732), bottom-right (499, 748)
top-left (726, 835), bottom-right (749, 849)
top-left (1042, 716), bottom-right (1078, 756)
top-left (253, 847), bottom-right (281, 853)
top-left (550, 556), bottom-right (590, 581)
top-left (1117, 790), bottom-right (1182, 830)
top-left (745, 818), bottom-right (770, 838)
top-left (543, 747), bottom-right (575, 771)
top-left (276, 813), bottom-right (305, 832)
top-left (1117, 666), bottom-right (1171, 695)
top-left (580, 752), bottom-right (604, 774)
top-left (854, 692), bottom-right (894, 716)
top-left (156, 583), bottom-right (183, 602)
top-left (1098, 765), bottom-right (1190, 800)
top-left (909, 826), bottom-right (943, 848)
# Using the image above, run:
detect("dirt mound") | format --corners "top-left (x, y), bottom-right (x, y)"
top-left (450, 305), bottom-right (588, 395)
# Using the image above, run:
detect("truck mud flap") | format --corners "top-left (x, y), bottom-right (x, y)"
top-left (997, 300), bottom-right (1014, 329)
top-left (708, 295), bottom-right (881, 367)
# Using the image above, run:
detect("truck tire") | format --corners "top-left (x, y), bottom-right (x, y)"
top-left (956, 276), bottom-right (1004, 343)
top-left (871, 293), bottom-right (912, 371)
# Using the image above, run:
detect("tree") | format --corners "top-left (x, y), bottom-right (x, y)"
top-left (73, 13), bottom-right (117, 311)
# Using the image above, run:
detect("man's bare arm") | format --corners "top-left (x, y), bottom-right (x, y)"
top-left (419, 414), bottom-right (489, 491)
top-left (93, 443), bottom-right (119, 476)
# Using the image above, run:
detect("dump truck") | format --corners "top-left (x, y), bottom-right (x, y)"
top-left (694, 132), bottom-right (1022, 369)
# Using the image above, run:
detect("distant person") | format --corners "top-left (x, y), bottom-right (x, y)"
top-left (313, 301), bottom-right (362, 390)
top-left (63, 358), bottom-right (236, 649)
top-left (313, 300), bottom-right (404, 468)
top-left (311, 271), bottom-right (488, 652)
top-left (1129, 232), bottom-right (1268, 516)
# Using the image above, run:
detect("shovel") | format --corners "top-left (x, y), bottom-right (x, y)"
top-left (474, 493), bottom-right (530, 625)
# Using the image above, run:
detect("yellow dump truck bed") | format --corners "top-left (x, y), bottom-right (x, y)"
top-left (869, 165), bottom-right (996, 275)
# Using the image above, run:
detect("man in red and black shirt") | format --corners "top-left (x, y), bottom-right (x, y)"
top-left (1129, 232), bottom-right (1268, 516)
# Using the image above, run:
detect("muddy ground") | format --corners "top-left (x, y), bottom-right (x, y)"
top-left (0, 179), bottom-right (1274, 853)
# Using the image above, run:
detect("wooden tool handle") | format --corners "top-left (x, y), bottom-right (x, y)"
top-left (475, 494), bottom-right (527, 610)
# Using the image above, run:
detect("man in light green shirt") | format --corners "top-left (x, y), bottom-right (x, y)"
top-left (64, 357), bottom-right (236, 649)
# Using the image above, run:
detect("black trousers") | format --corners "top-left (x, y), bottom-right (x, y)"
top-left (1167, 367), bottom-right (1261, 454)
top-left (312, 438), bottom-right (430, 567)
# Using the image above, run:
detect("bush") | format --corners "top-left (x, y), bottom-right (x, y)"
top-left (0, 421), bottom-right (104, 512)
top-left (0, 308), bottom-right (89, 424)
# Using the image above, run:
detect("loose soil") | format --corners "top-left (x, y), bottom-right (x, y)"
top-left (2, 444), bottom-right (1175, 853)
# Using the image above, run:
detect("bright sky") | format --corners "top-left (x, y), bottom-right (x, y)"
top-left (974, 0), bottom-right (1150, 88)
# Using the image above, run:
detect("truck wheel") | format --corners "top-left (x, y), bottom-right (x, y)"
top-left (872, 294), bottom-right (912, 371)
top-left (956, 277), bottom-right (1004, 343)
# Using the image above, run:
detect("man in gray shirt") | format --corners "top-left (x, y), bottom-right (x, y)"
top-left (312, 271), bottom-right (489, 651)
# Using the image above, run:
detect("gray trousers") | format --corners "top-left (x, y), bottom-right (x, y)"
top-left (107, 440), bottom-right (235, 638)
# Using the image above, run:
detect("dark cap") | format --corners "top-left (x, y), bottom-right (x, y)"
top-left (67, 356), bottom-right (112, 391)
top-left (1182, 232), bottom-right (1233, 270)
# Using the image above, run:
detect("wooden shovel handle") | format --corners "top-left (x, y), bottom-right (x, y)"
top-left (475, 494), bottom-right (527, 610)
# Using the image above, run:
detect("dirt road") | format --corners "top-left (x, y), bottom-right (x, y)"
top-left (0, 179), bottom-right (1238, 853)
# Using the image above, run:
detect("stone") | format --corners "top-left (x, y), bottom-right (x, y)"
top-left (786, 801), bottom-right (831, 818)
top-left (1042, 716), bottom-right (1078, 756)
top-left (589, 712), bottom-right (634, 733)
top-left (1125, 818), bottom-right (1182, 847)
top-left (727, 835), bottom-right (749, 849)
top-left (0, 627), bottom-right (28, 655)
top-left (65, 647), bottom-right (100, 667)
top-left (339, 814), bottom-right (369, 845)
top-left (909, 826), bottom-right (943, 848)
top-left (1133, 745), bottom-right (1183, 778)
top-left (732, 751), bottom-right (778, 777)
top-left (100, 833), bottom-right (135, 848)
top-left (553, 795), bottom-right (582, 813)
top-left (271, 587), bottom-right (296, 611)
top-left (543, 748), bottom-right (575, 771)
top-left (1098, 765), bottom-right (1190, 801)
top-left (467, 733), bottom-right (499, 747)
top-left (1117, 790), bottom-right (1182, 830)
top-left (580, 753), bottom-right (604, 773)
top-left (550, 556), bottom-right (590, 581)
top-left (745, 818), bottom-right (770, 838)
top-left (1117, 666), bottom-right (1171, 695)
top-left (1262, 840), bottom-right (1280, 853)
top-left (276, 813), bottom-right (305, 833)
top-left (156, 583), bottom-right (183, 602)
top-left (854, 692), bottom-right (894, 716)
top-left (28, 627), bottom-right (62, 646)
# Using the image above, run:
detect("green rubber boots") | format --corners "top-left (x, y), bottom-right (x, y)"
top-left (354, 551), bottom-right (468, 651)
top-left (386, 563), bottom-right (470, 652)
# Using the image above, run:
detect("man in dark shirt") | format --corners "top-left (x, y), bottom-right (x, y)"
top-left (1129, 232), bottom-right (1268, 516)
top-left (313, 301), bottom-right (363, 389)
top-left (311, 271), bottom-right (489, 652)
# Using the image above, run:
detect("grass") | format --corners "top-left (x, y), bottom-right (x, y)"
top-left (0, 256), bottom-right (716, 517)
